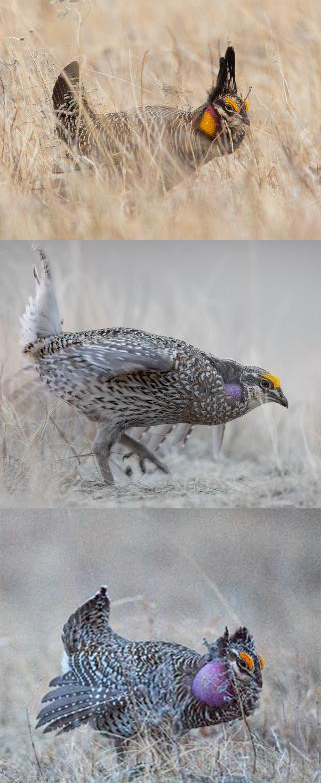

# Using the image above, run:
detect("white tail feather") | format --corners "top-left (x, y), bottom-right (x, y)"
top-left (20, 246), bottom-right (62, 347)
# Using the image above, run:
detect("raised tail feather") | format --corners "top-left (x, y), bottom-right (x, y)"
top-left (52, 61), bottom-right (91, 147)
top-left (62, 586), bottom-right (111, 655)
top-left (20, 246), bottom-right (62, 347)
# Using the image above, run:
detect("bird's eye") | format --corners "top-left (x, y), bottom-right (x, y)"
top-left (262, 371), bottom-right (281, 390)
top-left (238, 652), bottom-right (254, 671)
top-left (261, 379), bottom-right (272, 391)
top-left (224, 97), bottom-right (239, 113)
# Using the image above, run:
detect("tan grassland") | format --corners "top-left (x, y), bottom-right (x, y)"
top-left (0, 0), bottom-right (320, 239)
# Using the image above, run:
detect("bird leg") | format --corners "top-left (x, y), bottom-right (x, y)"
top-left (92, 424), bottom-right (117, 484)
top-left (119, 434), bottom-right (169, 476)
top-left (93, 424), bottom-right (170, 484)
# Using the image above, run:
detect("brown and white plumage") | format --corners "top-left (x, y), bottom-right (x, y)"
top-left (36, 586), bottom-right (264, 755)
top-left (20, 248), bottom-right (287, 485)
top-left (19, 249), bottom-right (227, 480)
top-left (52, 47), bottom-right (250, 189)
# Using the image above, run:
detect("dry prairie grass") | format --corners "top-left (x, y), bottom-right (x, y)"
top-left (1, 510), bottom-right (320, 783)
top-left (1, 0), bottom-right (320, 239)
top-left (1, 241), bottom-right (321, 508)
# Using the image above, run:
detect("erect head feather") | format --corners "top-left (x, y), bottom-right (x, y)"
top-left (230, 626), bottom-right (254, 650)
top-left (208, 46), bottom-right (237, 104)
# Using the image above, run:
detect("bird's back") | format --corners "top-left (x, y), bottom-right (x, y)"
top-left (61, 586), bottom-right (202, 691)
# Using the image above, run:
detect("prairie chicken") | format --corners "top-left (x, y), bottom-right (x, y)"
top-left (36, 585), bottom-right (264, 757)
top-left (20, 248), bottom-right (288, 484)
top-left (52, 46), bottom-right (250, 188)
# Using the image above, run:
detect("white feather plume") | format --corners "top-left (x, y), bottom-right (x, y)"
top-left (20, 246), bottom-right (63, 347)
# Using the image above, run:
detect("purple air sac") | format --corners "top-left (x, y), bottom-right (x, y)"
top-left (224, 383), bottom-right (243, 403)
top-left (191, 660), bottom-right (234, 708)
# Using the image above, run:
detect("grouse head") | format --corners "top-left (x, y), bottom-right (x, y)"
top-left (196, 47), bottom-right (250, 154)
top-left (191, 626), bottom-right (264, 714)
top-left (238, 366), bottom-right (288, 411)
top-left (212, 358), bottom-right (288, 414)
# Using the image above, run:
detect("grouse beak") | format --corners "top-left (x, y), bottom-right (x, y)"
top-left (269, 388), bottom-right (288, 408)
top-left (242, 115), bottom-right (250, 126)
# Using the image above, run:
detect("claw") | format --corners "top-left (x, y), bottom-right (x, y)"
top-left (119, 434), bottom-right (170, 476)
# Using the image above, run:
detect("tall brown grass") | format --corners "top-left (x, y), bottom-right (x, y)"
top-left (1, 0), bottom-right (320, 239)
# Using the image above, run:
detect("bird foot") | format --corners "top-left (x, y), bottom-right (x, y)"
top-left (120, 435), bottom-right (169, 476)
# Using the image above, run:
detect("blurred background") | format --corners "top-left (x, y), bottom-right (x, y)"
top-left (1, 509), bottom-right (320, 781)
top-left (0, 240), bottom-right (320, 506)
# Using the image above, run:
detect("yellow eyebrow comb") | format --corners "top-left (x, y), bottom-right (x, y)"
top-left (224, 97), bottom-right (239, 112)
top-left (263, 372), bottom-right (281, 389)
top-left (239, 651), bottom-right (254, 670)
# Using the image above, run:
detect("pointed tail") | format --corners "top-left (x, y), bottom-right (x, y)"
top-left (36, 679), bottom-right (143, 735)
top-left (62, 586), bottom-right (111, 655)
top-left (20, 246), bottom-right (62, 348)
top-left (36, 681), bottom-right (112, 734)
top-left (52, 61), bottom-right (91, 148)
